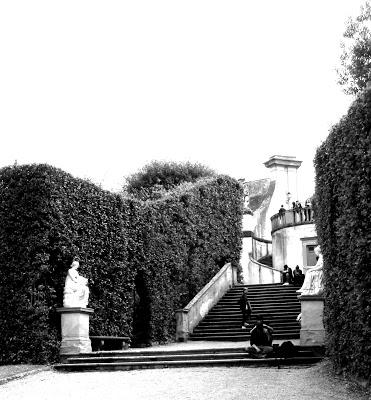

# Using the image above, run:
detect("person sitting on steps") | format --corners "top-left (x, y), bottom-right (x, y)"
top-left (245, 315), bottom-right (274, 357)
top-left (282, 264), bottom-right (293, 285)
top-left (293, 265), bottom-right (304, 286)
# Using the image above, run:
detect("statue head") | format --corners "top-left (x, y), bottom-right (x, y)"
top-left (314, 245), bottom-right (321, 256)
top-left (71, 260), bottom-right (80, 269)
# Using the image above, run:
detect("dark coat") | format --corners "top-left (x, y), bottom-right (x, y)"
top-left (238, 293), bottom-right (252, 312)
top-left (283, 267), bottom-right (293, 283)
top-left (250, 324), bottom-right (273, 346)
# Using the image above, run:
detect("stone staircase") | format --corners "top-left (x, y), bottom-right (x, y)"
top-left (189, 283), bottom-right (301, 341)
top-left (54, 283), bottom-right (324, 372)
top-left (54, 346), bottom-right (323, 372)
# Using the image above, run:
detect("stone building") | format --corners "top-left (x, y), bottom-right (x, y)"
top-left (241, 155), bottom-right (317, 284)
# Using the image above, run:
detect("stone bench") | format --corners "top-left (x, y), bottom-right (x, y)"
top-left (90, 336), bottom-right (131, 351)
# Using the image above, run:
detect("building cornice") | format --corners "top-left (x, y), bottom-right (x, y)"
top-left (264, 155), bottom-right (302, 169)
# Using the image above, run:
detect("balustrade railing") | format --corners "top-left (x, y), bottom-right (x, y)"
top-left (251, 234), bottom-right (272, 262)
top-left (271, 206), bottom-right (315, 233)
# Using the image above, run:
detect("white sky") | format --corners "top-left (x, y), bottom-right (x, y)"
top-left (0, 1), bottom-right (365, 199)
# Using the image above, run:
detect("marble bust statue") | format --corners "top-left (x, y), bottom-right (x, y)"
top-left (63, 260), bottom-right (90, 307)
top-left (297, 245), bottom-right (324, 296)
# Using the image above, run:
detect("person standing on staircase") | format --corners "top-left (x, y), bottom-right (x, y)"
top-left (238, 288), bottom-right (252, 329)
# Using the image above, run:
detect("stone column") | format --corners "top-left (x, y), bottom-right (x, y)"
top-left (175, 308), bottom-right (189, 342)
top-left (298, 295), bottom-right (325, 346)
top-left (56, 307), bottom-right (94, 355)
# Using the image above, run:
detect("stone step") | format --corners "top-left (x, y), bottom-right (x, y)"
top-left (193, 326), bottom-right (300, 333)
top-left (76, 347), bottom-right (247, 358)
top-left (211, 305), bottom-right (301, 312)
top-left (196, 321), bottom-right (300, 328)
top-left (226, 293), bottom-right (300, 299)
top-left (205, 311), bottom-right (300, 318)
top-left (218, 296), bottom-right (300, 302)
top-left (236, 284), bottom-right (288, 288)
top-left (202, 314), bottom-right (299, 321)
top-left (54, 356), bottom-right (322, 372)
top-left (188, 284), bottom-right (301, 342)
top-left (64, 349), bottom-right (315, 364)
top-left (189, 330), bottom-right (300, 337)
top-left (68, 345), bottom-right (323, 358)
top-left (223, 295), bottom-right (300, 301)
top-left (224, 292), bottom-right (300, 298)
top-left (230, 285), bottom-right (300, 291)
top-left (188, 333), bottom-right (300, 341)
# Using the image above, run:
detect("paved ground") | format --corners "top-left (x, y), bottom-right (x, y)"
top-left (1, 341), bottom-right (369, 400)
top-left (0, 365), bottom-right (44, 380)
top-left (0, 361), bottom-right (369, 400)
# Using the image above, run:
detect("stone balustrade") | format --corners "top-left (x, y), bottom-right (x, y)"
top-left (245, 255), bottom-right (282, 284)
top-left (175, 263), bottom-right (238, 342)
top-left (271, 207), bottom-right (315, 234)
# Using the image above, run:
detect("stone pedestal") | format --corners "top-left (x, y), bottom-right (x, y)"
top-left (56, 307), bottom-right (94, 355)
top-left (298, 295), bottom-right (325, 346)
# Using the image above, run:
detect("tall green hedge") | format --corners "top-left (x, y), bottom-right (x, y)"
top-left (135, 177), bottom-right (243, 344)
top-left (314, 89), bottom-right (371, 380)
top-left (0, 164), bottom-right (136, 364)
top-left (0, 165), bottom-right (242, 363)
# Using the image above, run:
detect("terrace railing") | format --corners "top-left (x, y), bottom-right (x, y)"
top-left (271, 207), bottom-right (315, 234)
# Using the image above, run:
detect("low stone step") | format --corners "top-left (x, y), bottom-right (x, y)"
top-left (65, 349), bottom-right (316, 364)
top-left (194, 326), bottom-right (300, 331)
top-left (230, 286), bottom-right (300, 292)
top-left (54, 356), bottom-right (321, 372)
top-left (218, 296), bottom-right (300, 301)
top-left (198, 315), bottom-right (300, 327)
top-left (235, 283), bottom-right (300, 288)
top-left (203, 313), bottom-right (300, 319)
top-left (218, 297), bottom-right (300, 303)
top-left (190, 330), bottom-right (300, 338)
top-left (65, 351), bottom-right (261, 364)
top-left (223, 291), bottom-right (300, 297)
top-left (188, 333), bottom-right (300, 341)
top-left (206, 311), bottom-right (300, 318)
top-left (211, 305), bottom-right (301, 312)
top-left (227, 293), bottom-right (300, 298)
top-left (74, 347), bottom-right (247, 358)
top-left (189, 330), bottom-right (300, 337)
top-left (199, 316), bottom-right (300, 328)
top-left (195, 325), bottom-right (300, 332)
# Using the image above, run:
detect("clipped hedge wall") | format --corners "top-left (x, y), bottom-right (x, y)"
top-left (0, 165), bottom-right (243, 363)
top-left (135, 177), bottom-right (243, 344)
top-left (124, 160), bottom-right (216, 200)
top-left (0, 164), bottom-right (136, 364)
top-left (314, 89), bottom-right (371, 380)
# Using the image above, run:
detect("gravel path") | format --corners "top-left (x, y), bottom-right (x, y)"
top-left (0, 362), bottom-right (369, 400)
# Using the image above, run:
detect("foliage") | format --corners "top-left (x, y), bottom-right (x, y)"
top-left (134, 177), bottom-right (243, 344)
top-left (314, 88), bottom-right (371, 380)
top-left (0, 164), bottom-right (242, 362)
top-left (124, 161), bottom-right (216, 200)
top-left (337, 1), bottom-right (371, 95)
top-left (0, 164), bottom-right (136, 364)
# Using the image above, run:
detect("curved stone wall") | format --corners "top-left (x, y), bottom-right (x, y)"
top-left (272, 223), bottom-right (317, 270)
